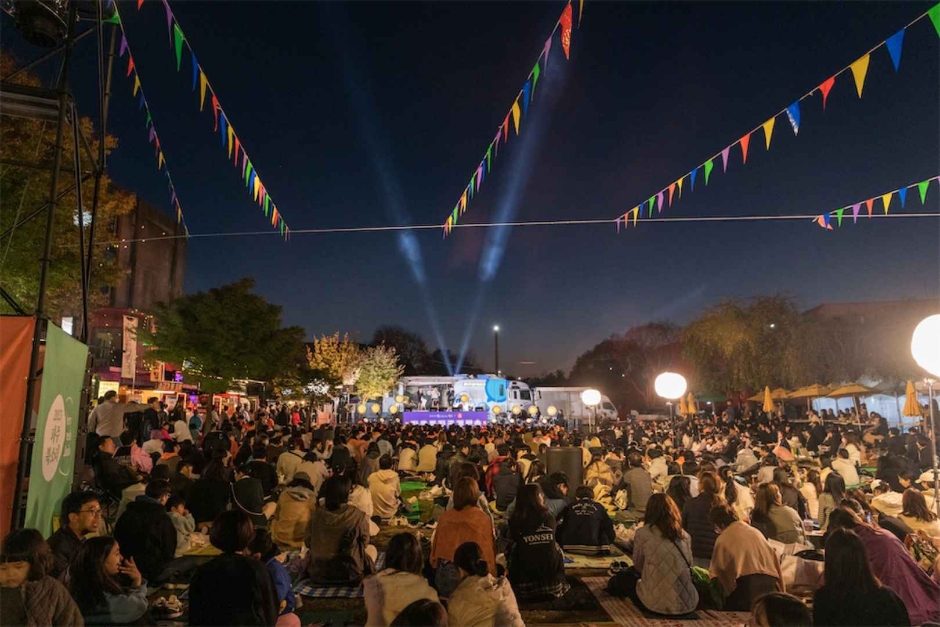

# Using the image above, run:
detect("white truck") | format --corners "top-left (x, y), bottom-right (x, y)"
top-left (532, 387), bottom-right (619, 429)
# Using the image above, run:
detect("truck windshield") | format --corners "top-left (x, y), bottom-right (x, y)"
top-left (520, 390), bottom-right (532, 400)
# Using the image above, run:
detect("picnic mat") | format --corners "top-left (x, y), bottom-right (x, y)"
top-left (582, 578), bottom-right (750, 627)
top-left (565, 547), bottom-right (630, 570)
top-left (293, 553), bottom-right (386, 599)
top-left (400, 480), bottom-right (429, 493)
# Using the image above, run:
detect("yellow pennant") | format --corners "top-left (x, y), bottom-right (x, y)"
top-left (676, 176), bottom-right (684, 197)
top-left (133, 75), bottom-right (141, 97)
top-left (881, 192), bottom-right (893, 214)
top-left (227, 125), bottom-right (234, 159)
top-left (253, 175), bottom-right (261, 201)
top-left (511, 100), bottom-right (521, 134)
top-left (199, 71), bottom-right (208, 111)
top-left (762, 117), bottom-right (775, 150)
top-left (632, 207), bottom-right (639, 226)
top-left (157, 151), bottom-right (165, 170)
top-left (849, 54), bottom-right (870, 98)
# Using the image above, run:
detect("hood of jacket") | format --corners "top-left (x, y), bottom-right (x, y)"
top-left (371, 469), bottom-right (398, 485)
top-left (284, 484), bottom-right (315, 501)
top-left (316, 503), bottom-right (363, 527)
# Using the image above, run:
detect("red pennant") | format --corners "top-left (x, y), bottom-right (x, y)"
top-left (137, 0), bottom-right (144, 8)
top-left (818, 76), bottom-right (836, 110)
top-left (740, 133), bottom-right (751, 165)
top-left (559, 3), bottom-right (573, 59)
top-left (126, 56), bottom-right (135, 77)
top-left (211, 93), bottom-right (219, 131)
top-left (865, 198), bottom-right (874, 217)
top-left (233, 137), bottom-right (240, 166)
top-left (502, 114), bottom-right (510, 143)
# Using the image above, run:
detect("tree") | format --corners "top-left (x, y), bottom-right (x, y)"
top-left (307, 332), bottom-right (362, 388)
top-left (371, 325), bottom-right (429, 375)
top-left (141, 278), bottom-right (305, 393)
top-left (356, 345), bottom-right (404, 401)
top-left (524, 369), bottom-right (568, 387)
top-left (0, 52), bottom-right (135, 323)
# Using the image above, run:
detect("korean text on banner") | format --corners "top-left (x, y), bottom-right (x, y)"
top-left (25, 324), bottom-right (89, 537)
top-left (121, 315), bottom-right (138, 379)
top-left (0, 317), bottom-right (36, 538)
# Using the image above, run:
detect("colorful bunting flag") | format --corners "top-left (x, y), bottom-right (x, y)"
top-left (211, 93), bottom-right (219, 132)
top-left (704, 159), bottom-right (714, 185)
top-left (137, 0), bottom-right (144, 9)
top-left (849, 54), bottom-right (870, 98)
top-left (885, 29), bottom-right (905, 71)
top-left (647, 197), bottom-right (655, 218)
top-left (865, 198), bottom-right (874, 217)
top-left (668, 182), bottom-right (676, 206)
top-left (173, 23), bottom-right (184, 71)
top-left (656, 190), bottom-right (664, 213)
top-left (532, 61), bottom-right (541, 94)
top-left (818, 76), bottom-right (836, 110)
top-left (161, 0), bottom-right (173, 42)
top-left (511, 100), bottom-right (521, 134)
top-left (199, 72), bottom-right (207, 110)
top-left (762, 117), bottom-right (775, 150)
top-left (720, 146), bottom-right (731, 173)
top-left (632, 207), bottom-right (639, 226)
top-left (119, 35), bottom-right (128, 58)
top-left (544, 36), bottom-right (553, 66)
top-left (126, 55), bottom-right (135, 77)
top-left (836, 208), bottom-right (845, 226)
top-left (227, 126), bottom-right (234, 159)
top-left (898, 186), bottom-right (907, 208)
top-left (851, 203), bottom-right (861, 223)
top-left (220, 114), bottom-right (227, 148)
top-left (190, 51), bottom-right (198, 91)
top-left (881, 192), bottom-right (892, 214)
top-left (676, 176), bottom-right (684, 197)
top-left (919, 179), bottom-right (931, 203)
top-left (740, 133), bottom-right (751, 164)
top-left (786, 101), bottom-right (800, 135)
top-left (690, 167), bottom-right (698, 191)
top-left (560, 2), bottom-right (573, 59)
top-left (522, 80), bottom-right (531, 116)
top-left (929, 4), bottom-right (940, 37)
top-left (132, 75), bottom-right (141, 97)
top-left (486, 145), bottom-right (493, 172)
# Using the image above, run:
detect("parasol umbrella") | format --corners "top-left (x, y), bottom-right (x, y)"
top-left (762, 386), bottom-right (774, 413)
top-left (687, 392), bottom-right (698, 416)
top-left (788, 383), bottom-right (832, 412)
top-left (903, 380), bottom-right (922, 420)
top-left (829, 383), bottom-right (873, 428)
top-left (679, 396), bottom-right (689, 417)
top-left (770, 388), bottom-right (791, 400)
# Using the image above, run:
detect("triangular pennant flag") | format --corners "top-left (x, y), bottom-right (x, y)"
top-left (459, 191), bottom-right (467, 212)
top-left (616, 216), bottom-right (621, 233)
top-left (157, 151), bottom-right (165, 170)
top-left (668, 183), bottom-right (676, 206)
top-left (531, 61), bottom-right (541, 94)
top-left (173, 23), bottom-right (184, 71)
top-left (126, 55), bottom-right (135, 77)
top-left (762, 117), bottom-right (775, 149)
top-left (132, 75), bottom-right (141, 97)
top-left (145, 110), bottom-right (152, 128)
top-left (190, 51), bottom-right (198, 91)
top-left (264, 195), bottom-right (271, 216)
top-left (248, 170), bottom-right (256, 193)
top-left (138, 90), bottom-right (145, 110)
top-left (560, 3), bottom-right (573, 59)
top-left (918, 179), bottom-right (931, 203)
top-left (486, 145), bottom-right (492, 172)
top-left (849, 54), bottom-right (870, 98)
top-left (929, 4), bottom-right (940, 38)
top-left (199, 71), bottom-right (208, 110)
top-left (220, 114), bottom-right (227, 148)
top-left (245, 162), bottom-right (253, 188)
top-left (468, 177), bottom-right (475, 200)
top-left (836, 208), bottom-right (845, 227)
top-left (676, 176), bottom-right (684, 197)
top-left (137, 0), bottom-right (144, 8)
top-left (740, 133), bottom-right (751, 164)
top-left (881, 192), bottom-right (893, 214)
top-left (211, 93), bottom-right (220, 131)
top-left (119, 35), bottom-right (128, 58)
top-left (475, 164), bottom-right (484, 192)
top-left (544, 36), bottom-right (553, 66)
top-left (511, 100), bottom-right (521, 134)
top-left (579, 0), bottom-right (584, 26)
top-left (253, 174), bottom-right (261, 201)
top-left (170, 189), bottom-right (177, 207)
top-left (851, 203), bottom-right (861, 223)
top-left (865, 198), bottom-right (874, 217)
top-left (271, 208), bottom-right (278, 227)
top-left (720, 146), bottom-right (731, 173)
top-left (502, 114), bottom-right (510, 142)
top-left (786, 101), bottom-right (800, 135)
top-left (228, 126), bottom-right (235, 159)
top-left (451, 207), bottom-right (459, 227)
top-left (898, 186), bottom-right (907, 208)
top-left (632, 207), bottom-right (639, 226)
top-left (656, 191), bottom-right (664, 213)
top-left (704, 159), bottom-right (714, 185)
top-left (161, 0), bottom-right (173, 43)
top-left (104, 12), bottom-right (120, 24)
top-left (647, 197), bottom-right (654, 218)
top-left (522, 80), bottom-right (531, 116)
top-left (494, 129), bottom-right (501, 157)
top-left (148, 126), bottom-right (155, 143)
top-left (885, 29), bottom-right (905, 71)
top-left (822, 213), bottom-right (832, 229)
top-left (818, 76), bottom-right (835, 110)
top-left (689, 167), bottom-right (698, 191)
top-left (241, 150), bottom-right (247, 178)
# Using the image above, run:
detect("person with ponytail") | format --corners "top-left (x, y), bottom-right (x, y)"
top-left (447, 542), bottom-right (524, 627)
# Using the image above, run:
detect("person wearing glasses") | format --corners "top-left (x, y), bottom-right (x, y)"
top-left (48, 491), bottom-right (101, 580)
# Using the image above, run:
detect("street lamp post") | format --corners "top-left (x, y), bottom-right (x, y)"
top-left (912, 314), bottom-right (940, 516)
top-left (493, 325), bottom-right (500, 375)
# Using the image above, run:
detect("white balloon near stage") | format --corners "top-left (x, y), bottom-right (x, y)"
top-left (580, 389), bottom-right (601, 407)
top-left (912, 314), bottom-right (940, 377)
top-left (655, 372), bottom-right (687, 400)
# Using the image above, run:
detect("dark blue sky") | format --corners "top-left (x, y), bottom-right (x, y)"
top-left (8, 1), bottom-right (939, 375)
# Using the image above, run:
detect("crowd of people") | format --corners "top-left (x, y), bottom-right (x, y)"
top-left (2, 394), bottom-right (940, 626)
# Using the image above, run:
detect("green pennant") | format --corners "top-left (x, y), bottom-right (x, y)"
top-left (918, 179), bottom-right (931, 203)
top-left (144, 111), bottom-right (152, 128)
top-left (244, 162), bottom-right (253, 187)
top-left (486, 145), bottom-right (493, 172)
top-left (704, 159), bottom-right (714, 185)
top-left (648, 197), bottom-right (655, 217)
top-left (451, 207), bottom-right (459, 225)
top-left (532, 61), bottom-right (541, 94)
top-left (105, 12), bottom-right (121, 24)
top-left (836, 208), bottom-right (844, 226)
top-left (469, 175), bottom-right (475, 199)
top-left (928, 3), bottom-right (940, 38)
top-left (264, 195), bottom-right (271, 216)
top-left (173, 24), bottom-right (184, 71)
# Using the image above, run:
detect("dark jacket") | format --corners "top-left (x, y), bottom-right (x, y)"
top-left (777, 483), bottom-right (807, 520)
top-left (492, 463), bottom-right (522, 512)
top-left (245, 460), bottom-right (277, 497)
top-left (433, 450), bottom-right (456, 487)
top-left (113, 495), bottom-right (177, 582)
top-left (507, 512), bottom-right (567, 600)
top-left (358, 451), bottom-right (381, 487)
top-left (187, 478), bottom-right (231, 525)
top-left (47, 526), bottom-right (83, 580)
top-left (95, 451), bottom-right (138, 498)
top-left (622, 467), bottom-right (653, 511)
top-left (681, 493), bottom-right (720, 560)
top-left (169, 474), bottom-right (194, 501)
top-left (812, 584), bottom-right (909, 626)
top-left (329, 444), bottom-right (354, 474)
top-left (232, 476), bottom-right (267, 528)
top-left (557, 498), bottom-right (615, 554)
top-left (202, 431), bottom-right (229, 457)
top-left (189, 553), bottom-right (278, 626)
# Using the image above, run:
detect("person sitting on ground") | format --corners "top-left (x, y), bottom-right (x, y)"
top-left (750, 483), bottom-right (806, 545)
top-left (397, 442), bottom-right (418, 475)
top-left (446, 463), bottom-right (494, 525)
top-left (818, 472), bottom-right (845, 532)
top-left (719, 466), bottom-right (754, 522)
top-left (812, 528), bottom-right (909, 626)
top-left (295, 450), bottom-right (329, 495)
top-left (681, 470), bottom-right (722, 568)
top-left (157, 439), bottom-right (182, 475)
top-left (47, 491), bottom-right (101, 580)
top-left (0, 529), bottom-right (83, 626)
top-left (112, 479), bottom-right (178, 584)
top-left (69, 536), bottom-right (150, 625)
top-left (772, 468), bottom-right (807, 520)
top-left (749, 592), bottom-right (812, 627)
top-left (276, 438), bottom-right (306, 484)
top-left (557, 485), bottom-right (615, 555)
top-left (831, 449), bottom-right (860, 486)
top-left (188, 510), bottom-right (279, 626)
top-left (270, 472), bottom-right (318, 550)
top-left (667, 475), bottom-right (693, 512)
top-left (359, 442), bottom-right (383, 488)
top-left (506, 483), bottom-right (569, 602)
top-left (826, 508), bottom-right (940, 625)
top-left (899, 488), bottom-right (940, 539)
top-left (233, 463), bottom-right (270, 529)
top-left (166, 496), bottom-right (196, 556)
top-left (621, 452), bottom-right (653, 512)
top-left (492, 457), bottom-right (522, 513)
top-left (799, 468), bottom-right (821, 521)
top-left (247, 529), bottom-right (298, 626)
top-left (186, 456), bottom-right (231, 526)
top-left (447, 541), bottom-right (524, 627)
top-left (416, 438), bottom-right (438, 476)
top-left (431, 478), bottom-right (497, 597)
top-left (169, 460), bottom-right (195, 501)
top-left (708, 503), bottom-right (784, 612)
top-left (365, 532), bottom-right (440, 627)
top-left (245, 445), bottom-right (278, 497)
top-left (369, 455), bottom-right (403, 521)
top-left (629, 493), bottom-right (699, 616)
top-left (305, 474), bottom-right (377, 585)
top-left (584, 450), bottom-right (616, 488)
top-left (389, 598), bottom-right (449, 627)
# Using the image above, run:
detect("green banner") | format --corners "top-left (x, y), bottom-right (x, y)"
top-left (25, 324), bottom-right (88, 536)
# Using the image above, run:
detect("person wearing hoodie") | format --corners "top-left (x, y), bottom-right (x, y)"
top-left (397, 442), bottom-right (418, 475)
top-left (271, 473), bottom-right (318, 549)
top-left (431, 478), bottom-right (497, 597)
top-left (447, 541), bottom-right (524, 627)
top-left (305, 474), bottom-right (377, 585)
top-left (647, 448), bottom-right (669, 490)
top-left (556, 486), bottom-right (616, 555)
top-left (416, 439), bottom-right (438, 475)
top-left (492, 458), bottom-right (522, 512)
top-left (359, 443), bottom-right (382, 487)
top-left (369, 455), bottom-right (403, 521)
top-left (295, 452), bottom-right (329, 496)
top-left (112, 480), bottom-right (178, 583)
top-left (432, 444), bottom-right (456, 487)
top-left (364, 532), bottom-right (439, 627)
top-left (276, 439), bottom-right (306, 484)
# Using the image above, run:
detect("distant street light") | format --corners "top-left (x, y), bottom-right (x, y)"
top-left (911, 314), bottom-right (940, 516)
top-left (493, 325), bottom-right (500, 374)
top-left (581, 389), bottom-right (601, 432)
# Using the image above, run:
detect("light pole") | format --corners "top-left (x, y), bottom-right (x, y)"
top-left (655, 372), bottom-right (688, 430)
top-left (493, 325), bottom-right (500, 375)
top-left (912, 314), bottom-right (940, 516)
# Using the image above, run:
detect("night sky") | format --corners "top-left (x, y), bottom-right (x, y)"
top-left (6, 1), bottom-right (939, 375)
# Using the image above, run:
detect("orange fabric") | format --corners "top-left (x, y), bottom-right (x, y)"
top-left (0, 317), bottom-right (36, 539)
top-left (430, 506), bottom-right (496, 575)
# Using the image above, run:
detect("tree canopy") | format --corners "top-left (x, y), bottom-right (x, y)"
top-left (371, 325), bottom-right (428, 375)
top-left (357, 344), bottom-right (404, 401)
top-left (307, 332), bottom-right (363, 388)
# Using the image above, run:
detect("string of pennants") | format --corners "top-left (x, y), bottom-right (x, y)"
top-left (129, 0), bottom-right (290, 239)
top-left (812, 176), bottom-right (938, 229)
top-left (107, 3), bottom-right (189, 236)
top-left (615, 3), bottom-right (940, 234)
top-left (442, 0), bottom-right (583, 237)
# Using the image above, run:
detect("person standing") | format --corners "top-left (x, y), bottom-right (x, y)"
top-left (88, 391), bottom-right (146, 446)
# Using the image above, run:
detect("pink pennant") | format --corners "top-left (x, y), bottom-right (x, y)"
top-left (721, 146), bottom-right (731, 172)
top-left (851, 203), bottom-right (861, 223)
top-left (162, 0), bottom-right (173, 43)
top-left (616, 217), bottom-right (621, 233)
top-left (656, 190), bottom-right (664, 213)
top-left (494, 129), bottom-right (501, 157)
top-left (544, 36), bottom-right (553, 66)
top-left (475, 164), bottom-right (483, 192)
top-left (819, 76), bottom-right (836, 110)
